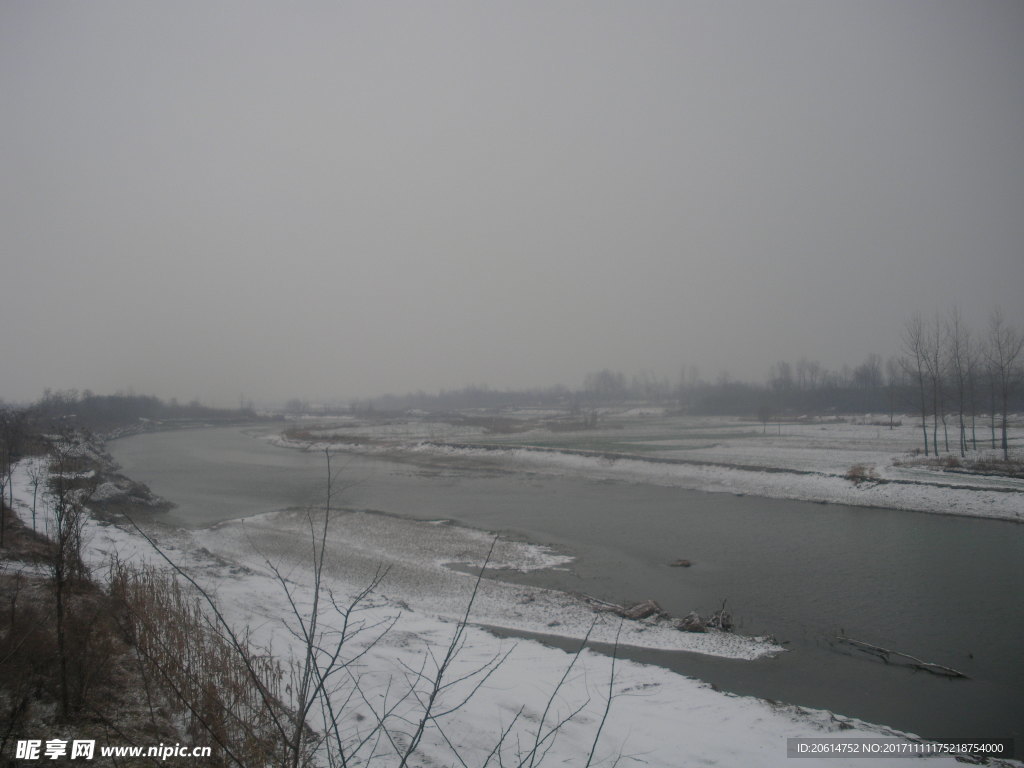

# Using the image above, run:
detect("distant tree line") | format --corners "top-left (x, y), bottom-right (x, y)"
top-left (349, 383), bottom-right (577, 414)
top-left (0, 391), bottom-right (261, 545)
top-left (349, 310), bottom-right (1023, 457)
top-left (351, 364), bottom-right (938, 417)
top-left (676, 357), bottom-right (907, 418)
top-left (902, 307), bottom-right (1023, 460)
top-left (4, 389), bottom-right (259, 434)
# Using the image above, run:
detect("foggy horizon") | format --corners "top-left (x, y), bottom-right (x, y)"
top-left (3, 1), bottom-right (1023, 408)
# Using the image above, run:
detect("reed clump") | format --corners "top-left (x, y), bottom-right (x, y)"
top-left (109, 559), bottom-right (300, 767)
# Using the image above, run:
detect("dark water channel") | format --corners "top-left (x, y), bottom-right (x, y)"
top-left (110, 427), bottom-right (1024, 745)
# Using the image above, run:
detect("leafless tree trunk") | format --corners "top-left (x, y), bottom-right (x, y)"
top-left (885, 357), bottom-right (901, 430)
top-left (902, 313), bottom-right (931, 456)
top-left (946, 308), bottom-right (971, 458)
top-left (919, 315), bottom-right (947, 453)
top-left (27, 460), bottom-right (45, 532)
top-left (966, 341), bottom-right (979, 451)
top-left (1, 411), bottom-right (26, 529)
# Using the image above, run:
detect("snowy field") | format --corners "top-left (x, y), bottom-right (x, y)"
top-left (275, 410), bottom-right (1024, 523)
top-left (8, 452), bottom-right (1014, 767)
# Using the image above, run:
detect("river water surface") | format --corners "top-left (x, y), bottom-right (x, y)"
top-left (109, 426), bottom-right (1023, 745)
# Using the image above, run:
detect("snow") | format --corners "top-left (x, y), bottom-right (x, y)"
top-left (198, 507), bottom-right (775, 659)
top-left (90, 480), bottom-right (126, 501)
top-left (268, 414), bottom-right (1024, 522)
top-left (6, 455), bottom-right (1000, 768)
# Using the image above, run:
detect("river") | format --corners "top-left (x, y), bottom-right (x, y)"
top-left (109, 425), bottom-right (1024, 745)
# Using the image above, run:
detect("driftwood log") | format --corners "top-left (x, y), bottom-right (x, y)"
top-left (677, 612), bottom-right (706, 633)
top-left (576, 593), bottom-right (736, 634)
top-left (621, 599), bottom-right (666, 620)
top-left (835, 636), bottom-right (968, 679)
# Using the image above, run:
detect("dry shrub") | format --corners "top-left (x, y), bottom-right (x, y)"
top-left (66, 591), bottom-right (123, 709)
top-left (0, 567), bottom-right (127, 752)
top-left (961, 455), bottom-right (1024, 478)
top-left (0, 574), bottom-right (56, 738)
top-left (894, 452), bottom-right (1024, 478)
top-left (844, 463), bottom-right (879, 485)
top-left (109, 560), bottom-right (296, 767)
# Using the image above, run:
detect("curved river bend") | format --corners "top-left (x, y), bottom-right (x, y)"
top-left (110, 426), bottom-right (1024, 744)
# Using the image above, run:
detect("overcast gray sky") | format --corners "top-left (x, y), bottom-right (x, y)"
top-left (3, 1), bottom-right (1022, 406)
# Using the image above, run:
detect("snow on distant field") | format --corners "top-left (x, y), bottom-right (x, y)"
top-left (294, 420), bottom-right (489, 442)
top-left (6, 458), bottom-right (988, 768)
top-left (270, 413), bottom-right (1024, 522)
top-left (404, 442), bottom-right (1024, 521)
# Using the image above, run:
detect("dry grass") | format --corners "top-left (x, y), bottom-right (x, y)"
top-left (0, 519), bottom-right (149, 765)
top-left (109, 560), bottom-right (297, 767)
top-left (0, 510), bottom-right (296, 768)
top-left (893, 451), bottom-right (1024, 479)
top-left (844, 463), bottom-right (880, 485)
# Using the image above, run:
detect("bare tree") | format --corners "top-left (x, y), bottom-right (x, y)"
top-left (965, 341), bottom-right (980, 451)
top-left (260, 449), bottom-right (404, 767)
top-left (769, 361), bottom-right (794, 393)
top-left (885, 356), bottom-right (902, 430)
top-left (852, 354), bottom-right (883, 390)
top-left (27, 460), bottom-right (45, 533)
top-left (46, 432), bottom-right (93, 719)
top-left (945, 308), bottom-right (972, 457)
top-left (920, 315), bottom-right (948, 453)
top-left (985, 307), bottom-right (1024, 461)
top-left (902, 313), bottom-right (931, 456)
top-left (584, 369), bottom-right (627, 403)
top-left (0, 408), bottom-right (26, 548)
top-left (795, 358), bottom-right (813, 391)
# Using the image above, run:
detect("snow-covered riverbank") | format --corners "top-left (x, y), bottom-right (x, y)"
top-left (272, 412), bottom-right (1024, 522)
top-left (8, 454), bottom-right (1007, 767)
